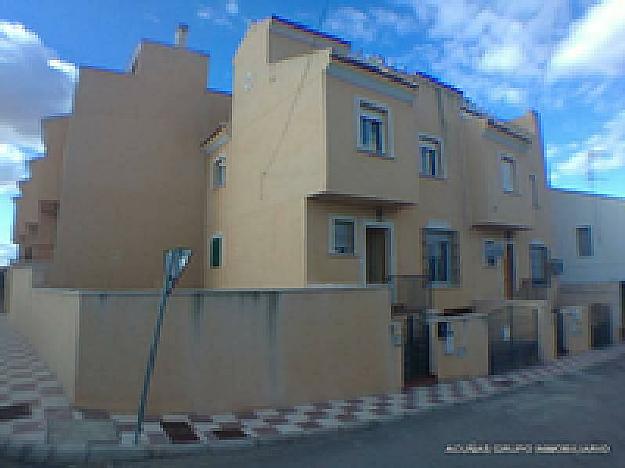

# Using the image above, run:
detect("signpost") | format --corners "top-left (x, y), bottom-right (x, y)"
top-left (134, 247), bottom-right (192, 445)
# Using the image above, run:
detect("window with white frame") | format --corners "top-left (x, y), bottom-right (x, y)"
top-left (210, 234), bottom-right (222, 268)
top-left (213, 156), bottom-right (226, 188)
top-left (483, 239), bottom-right (498, 267)
top-left (423, 229), bottom-right (459, 285)
top-left (357, 100), bottom-right (389, 156)
top-left (501, 155), bottom-right (516, 193)
top-left (419, 136), bottom-right (443, 178)
top-left (576, 226), bottom-right (593, 257)
top-left (530, 244), bottom-right (549, 286)
top-left (330, 217), bottom-right (355, 255)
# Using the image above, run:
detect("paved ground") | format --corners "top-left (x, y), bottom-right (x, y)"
top-left (4, 358), bottom-right (622, 467)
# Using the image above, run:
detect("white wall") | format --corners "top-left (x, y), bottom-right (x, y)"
top-left (550, 189), bottom-right (625, 283)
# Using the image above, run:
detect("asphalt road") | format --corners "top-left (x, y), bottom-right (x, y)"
top-left (5, 359), bottom-right (625, 467)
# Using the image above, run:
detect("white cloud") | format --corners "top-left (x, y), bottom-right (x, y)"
top-left (550, 0), bottom-right (625, 77)
top-left (0, 21), bottom-right (75, 203)
top-left (478, 44), bottom-right (524, 73)
top-left (324, 6), bottom-right (417, 42)
top-left (550, 110), bottom-right (625, 179)
top-left (487, 85), bottom-right (526, 105)
top-left (197, 1), bottom-right (241, 27)
top-left (0, 21), bottom-right (76, 153)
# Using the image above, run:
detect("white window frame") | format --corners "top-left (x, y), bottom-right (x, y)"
top-left (500, 154), bottom-right (517, 193)
top-left (329, 216), bottom-right (356, 255)
top-left (418, 134), bottom-right (445, 178)
top-left (212, 155), bottom-right (226, 189)
top-left (355, 97), bottom-right (394, 158)
top-left (209, 233), bottom-right (223, 269)
top-left (482, 239), bottom-right (499, 268)
top-left (576, 225), bottom-right (593, 257)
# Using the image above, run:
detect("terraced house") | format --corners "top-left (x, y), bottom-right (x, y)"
top-left (202, 16), bottom-right (555, 312)
top-left (6, 17), bottom-right (618, 411)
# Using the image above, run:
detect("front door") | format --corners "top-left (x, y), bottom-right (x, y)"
top-left (366, 227), bottom-right (388, 284)
top-left (503, 243), bottom-right (515, 299)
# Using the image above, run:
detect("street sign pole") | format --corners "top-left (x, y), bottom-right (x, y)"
top-left (134, 248), bottom-right (191, 445)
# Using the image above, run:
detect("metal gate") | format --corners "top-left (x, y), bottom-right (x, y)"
top-left (590, 303), bottom-right (612, 349)
top-left (488, 306), bottom-right (539, 374)
top-left (389, 275), bottom-right (433, 386)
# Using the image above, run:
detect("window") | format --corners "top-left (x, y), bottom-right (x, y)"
top-left (330, 217), bottom-right (355, 255)
top-left (576, 226), bottom-right (593, 257)
top-left (483, 240), bottom-right (499, 267)
top-left (357, 100), bottom-right (390, 156)
top-left (419, 136), bottom-right (443, 178)
top-left (530, 244), bottom-right (549, 286)
top-left (210, 235), bottom-right (222, 268)
top-left (529, 174), bottom-right (539, 208)
top-left (423, 229), bottom-right (459, 285)
top-left (213, 156), bottom-right (226, 188)
top-left (501, 156), bottom-right (516, 193)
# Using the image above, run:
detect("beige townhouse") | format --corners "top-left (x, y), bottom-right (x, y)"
top-left (13, 26), bottom-right (231, 289)
top-left (203, 16), bottom-right (555, 312)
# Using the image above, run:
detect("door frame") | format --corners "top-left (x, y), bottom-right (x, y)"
top-left (361, 221), bottom-right (395, 286)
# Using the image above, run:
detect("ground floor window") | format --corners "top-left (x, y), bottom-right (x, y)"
top-left (423, 229), bottom-right (459, 285)
top-left (330, 217), bottom-right (355, 255)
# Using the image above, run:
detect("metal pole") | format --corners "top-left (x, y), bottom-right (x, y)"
top-left (135, 253), bottom-right (173, 445)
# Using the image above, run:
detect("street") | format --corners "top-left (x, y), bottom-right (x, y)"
top-left (5, 358), bottom-right (624, 467)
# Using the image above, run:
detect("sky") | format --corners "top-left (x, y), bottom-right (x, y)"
top-left (0, 0), bottom-right (624, 265)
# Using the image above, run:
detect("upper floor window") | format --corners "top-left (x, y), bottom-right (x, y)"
top-left (357, 99), bottom-right (390, 157)
top-left (423, 229), bottom-right (460, 285)
top-left (213, 156), bottom-right (226, 188)
top-left (501, 155), bottom-right (516, 193)
top-left (576, 226), bottom-right (593, 257)
top-left (529, 174), bottom-right (539, 208)
top-left (330, 217), bottom-right (355, 255)
top-left (530, 244), bottom-right (549, 286)
top-left (419, 136), bottom-right (443, 178)
top-left (210, 234), bottom-right (223, 268)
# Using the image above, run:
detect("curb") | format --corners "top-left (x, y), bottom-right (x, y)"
top-left (2, 345), bottom-right (624, 464)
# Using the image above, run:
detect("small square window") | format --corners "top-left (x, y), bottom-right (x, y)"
top-left (576, 226), bottom-right (593, 257)
top-left (331, 218), bottom-right (355, 255)
top-left (483, 240), bottom-right (498, 267)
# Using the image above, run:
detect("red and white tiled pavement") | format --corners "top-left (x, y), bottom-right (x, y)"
top-left (1, 314), bottom-right (624, 461)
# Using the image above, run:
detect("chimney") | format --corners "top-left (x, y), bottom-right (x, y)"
top-left (175, 23), bottom-right (189, 47)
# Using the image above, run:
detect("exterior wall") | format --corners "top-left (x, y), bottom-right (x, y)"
top-left (430, 314), bottom-right (489, 381)
top-left (205, 21), bottom-right (329, 288)
top-left (558, 282), bottom-right (621, 344)
top-left (551, 190), bottom-right (625, 283)
top-left (6, 266), bottom-right (79, 399)
top-left (47, 42), bottom-right (230, 289)
top-left (7, 266), bottom-right (397, 414)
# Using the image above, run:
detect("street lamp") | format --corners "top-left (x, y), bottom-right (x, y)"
top-left (135, 247), bottom-right (192, 445)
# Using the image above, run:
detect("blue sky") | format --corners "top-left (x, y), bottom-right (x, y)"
top-left (0, 0), bottom-right (624, 265)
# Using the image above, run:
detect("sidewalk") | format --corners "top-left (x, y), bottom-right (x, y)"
top-left (1, 314), bottom-right (623, 463)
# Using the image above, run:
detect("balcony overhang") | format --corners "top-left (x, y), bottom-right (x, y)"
top-left (472, 221), bottom-right (532, 231)
top-left (307, 191), bottom-right (415, 208)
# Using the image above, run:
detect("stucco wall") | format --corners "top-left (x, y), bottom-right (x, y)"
top-left (6, 266), bottom-right (80, 399)
top-left (551, 190), bottom-right (625, 284)
top-left (560, 306), bottom-right (591, 355)
top-left (430, 314), bottom-right (489, 381)
top-left (75, 287), bottom-right (397, 414)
